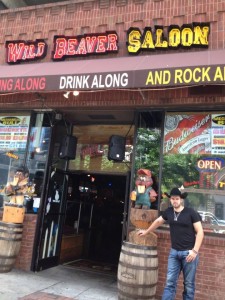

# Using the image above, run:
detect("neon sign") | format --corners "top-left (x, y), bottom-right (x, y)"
top-left (196, 157), bottom-right (225, 172)
top-left (52, 31), bottom-right (118, 60)
top-left (127, 22), bottom-right (210, 54)
top-left (6, 39), bottom-right (47, 64)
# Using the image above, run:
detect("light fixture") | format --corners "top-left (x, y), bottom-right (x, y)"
top-left (73, 90), bottom-right (79, 96)
top-left (63, 91), bottom-right (70, 99)
top-left (63, 91), bottom-right (80, 98)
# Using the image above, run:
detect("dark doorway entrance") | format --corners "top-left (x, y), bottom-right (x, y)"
top-left (61, 172), bottom-right (128, 270)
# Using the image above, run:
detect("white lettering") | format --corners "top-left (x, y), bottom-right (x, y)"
top-left (59, 75), bottom-right (90, 89)
top-left (60, 73), bottom-right (129, 90)
top-left (91, 73), bottom-right (128, 89)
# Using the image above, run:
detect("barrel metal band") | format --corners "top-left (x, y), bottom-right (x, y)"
top-left (0, 236), bottom-right (22, 241)
top-left (118, 279), bottom-right (157, 288)
top-left (121, 248), bottom-right (158, 258)
top-left (0, 254), bottom-right (17, 259)
top-left (0, 229), bottom-right (23, 234)
top-left (0, 222), bottom-right (23, 229)
top-left (0, 262), bottom-right (14, 267)
top-left (118, 288), bottom-right (155, 299)
top-left (119, 260), bottom-right (158, 270)
top-left (0, 267), bottom-right (13, 271)
top-left (123, 242), bottom-right (157, 250)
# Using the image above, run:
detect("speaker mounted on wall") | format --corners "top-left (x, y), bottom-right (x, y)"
top-left (108, 135), bottom-right (126, 162)
top-left (58, 135), bottom-right (77, 160)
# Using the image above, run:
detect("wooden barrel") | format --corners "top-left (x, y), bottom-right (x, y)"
top-left (130, 208), bottom-right (158, 229)
top-left (0, 221), bottom-right (23, 273)
top-left (117, 241), bottom-right (158, 300)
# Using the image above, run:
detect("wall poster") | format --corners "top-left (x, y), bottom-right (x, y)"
top-left (163, 112), bottom-right (225, 155)
top-left (0, 115), bottom-right (30, 151)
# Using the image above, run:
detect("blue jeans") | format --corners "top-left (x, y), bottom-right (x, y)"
top-left (162, 248), bottom-right (199, 300)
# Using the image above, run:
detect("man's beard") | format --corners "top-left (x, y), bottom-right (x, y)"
top-left (172, 203), bottom-right (181, 209)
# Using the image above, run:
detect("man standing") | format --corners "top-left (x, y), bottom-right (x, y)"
top-left (138, 187), bottom-right (204, 300)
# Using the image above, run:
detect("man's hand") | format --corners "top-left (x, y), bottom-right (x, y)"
top-left (137, 229), bottom-right (148, 236)
top-left (186, 250), bottom-right (198, 262)
top-left (137, 216), bottom-right (165, 237)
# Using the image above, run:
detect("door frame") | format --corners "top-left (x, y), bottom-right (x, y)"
top-left (121, 171), bottom-right (131, 242)
top-left (32, 167), bottom-right (69, 271)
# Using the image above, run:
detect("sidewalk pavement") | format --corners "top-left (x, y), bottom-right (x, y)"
top-left (0, 265), bottom-right (118, 300)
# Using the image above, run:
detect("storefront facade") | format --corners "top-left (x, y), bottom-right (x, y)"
top-left (0, 0), bottom-right (225, 299)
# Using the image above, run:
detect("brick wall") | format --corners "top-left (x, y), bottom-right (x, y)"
top-left (0, 88), bottom-right (221, 111)
top-left (157, 230), bottom-right (225, 300)
top-left (15, 214), bottom-right (38, 271)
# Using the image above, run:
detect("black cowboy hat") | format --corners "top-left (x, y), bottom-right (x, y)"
top-left (165, 187), bottom-right (188, 199)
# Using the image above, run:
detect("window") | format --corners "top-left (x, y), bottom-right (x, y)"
top-left (133, 111), bottom-right (163, 210)
top-left (69, 124), bottom-right (134, 174)
top-left (0, 114), bottom-right (31, 207)
top-left (0, 112), bottom-right (52, 212)
top-left (162, 111), bottom-right (225, 234)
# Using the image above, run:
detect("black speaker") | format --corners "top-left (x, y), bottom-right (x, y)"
top-left (108, 135), bottom-right (126, 161)
top-left (58, 135), bottom-right (77, 160)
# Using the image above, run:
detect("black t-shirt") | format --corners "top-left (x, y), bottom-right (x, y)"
top-left (162, 207), bottom-right (201, 251)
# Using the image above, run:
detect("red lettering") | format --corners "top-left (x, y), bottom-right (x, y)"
top-left (7, 42), bottom-right (24, 63)
top-left (52, 32), bottom-right (118, 60)
top-left (96, 36), bottom-right (107, 53)
top-left (39, 77), bottom-right (46, 90)
top-left (86, 36), bottom-right (97, 53)
top-left (67, 39), bottom-right (77, 56)
top-left (53, 37), bottom-right (67, 59)
top-left (76, 38), bottom-right (87, 55)
top-left (36, 42), bottom-right (46, 57)
top-left (14, 77), bottom-right (46, 91)
top-left (20, 78), bottom-right (26, 90)
top-left (14, 79), bottom-right (21, 90)
top-left (6, 40), bottom-right (47, 63)
top-left (0, 79), bottom-right (13, 91)
top-left (213, 138), bottom-right (225, 145)
top-left (22, 45), bottom-right (30, 60)
top-left (27, 45), bottom-right (36, 59)
top-left (107, 33), bottom-right (118, 51)
top-left (26, 78), bottom-right (33, 90)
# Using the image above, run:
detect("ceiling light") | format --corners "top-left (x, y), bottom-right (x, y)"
top-left (73, 91), bottom-right (79, 96)
top-left (63, 91), bottom-right (70, 99)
